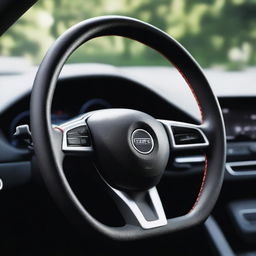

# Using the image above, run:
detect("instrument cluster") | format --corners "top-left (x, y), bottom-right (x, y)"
top-left (9, 98), bottom-right (112, 147)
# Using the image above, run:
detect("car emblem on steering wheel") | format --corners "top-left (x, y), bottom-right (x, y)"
top-left (131, 129), bottom-right (154, 154)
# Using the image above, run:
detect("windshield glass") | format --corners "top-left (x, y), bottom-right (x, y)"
top-left (1, 0), bottom-right (256, 70)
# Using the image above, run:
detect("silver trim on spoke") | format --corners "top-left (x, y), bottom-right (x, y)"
top-left (175, 155), bottom-right (206, 163)
top-left (108, 185), bottom-right (167, 229)
top-left (159, 120), bottom-right (209, 150)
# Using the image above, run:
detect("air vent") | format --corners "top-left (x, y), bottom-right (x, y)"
top-left (226, 161), bottom-right (256, 176)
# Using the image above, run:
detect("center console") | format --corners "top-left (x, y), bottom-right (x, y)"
top-left (210, 97), bottom-right (256, 256)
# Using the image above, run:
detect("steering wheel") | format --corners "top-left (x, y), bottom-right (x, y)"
top-left (30, 16), bottom-right (226, 240)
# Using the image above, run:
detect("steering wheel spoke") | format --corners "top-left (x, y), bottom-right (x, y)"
top-left (107, 184), bottom-right (167, 229)
top-left (159, 120), bottom-right (209, 152)
top-left (54, 114), bottom-right (93, 156)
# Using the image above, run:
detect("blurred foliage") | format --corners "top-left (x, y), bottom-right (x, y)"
top-left (0, 0), bottom-right (256, 69)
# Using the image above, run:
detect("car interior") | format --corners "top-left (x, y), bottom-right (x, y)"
top-left (0, 1), bottom-right (256, 255)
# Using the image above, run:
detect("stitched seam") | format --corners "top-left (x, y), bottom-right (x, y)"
top-left (190, 155), bottom-right (208, 211)
top-left (173, 64), bottom-right (204, 122)
top-left (172, 64), bottom-right (207, 211)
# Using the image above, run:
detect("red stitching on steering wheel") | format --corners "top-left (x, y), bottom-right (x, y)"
top-left (173, 65), bottom-right (204, 123)
top-left (190, 155), bottom-right (208, 211)
top-left (174, 65), bottom-right (208, 212)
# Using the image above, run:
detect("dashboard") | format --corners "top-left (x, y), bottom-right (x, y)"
top-left (6, 93), bottom-right (256, 143)
top-left (1, 65), bottom-right (256, 167)
top-left (0, 66), bottom-right (255, 180)
top-left (0, 65), bottom-right (256, 178)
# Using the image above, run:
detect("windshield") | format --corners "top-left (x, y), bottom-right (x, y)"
top-left (1, 0), bottom-right (256, 71)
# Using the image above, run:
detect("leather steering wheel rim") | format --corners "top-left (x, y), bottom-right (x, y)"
top-left (30, 16), bottom-right (226, 240)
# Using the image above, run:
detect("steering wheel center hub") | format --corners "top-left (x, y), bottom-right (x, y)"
top-left (87, 109), bottom-right (170, 191)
